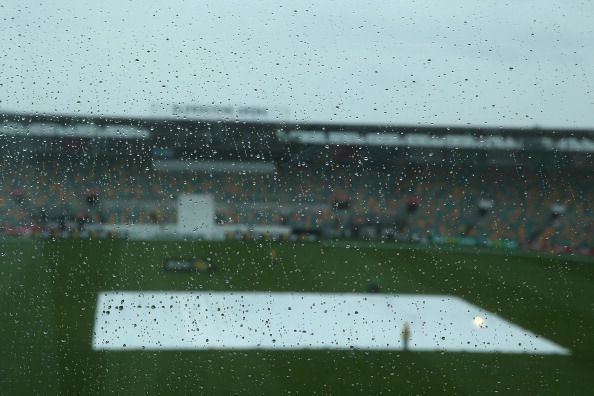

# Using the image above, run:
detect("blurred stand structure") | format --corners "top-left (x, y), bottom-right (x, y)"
top-left (1, 112), bottom-right (592, 256)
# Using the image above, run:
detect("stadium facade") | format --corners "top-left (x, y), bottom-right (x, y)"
top-left (1, 112), bottom-right (593, 256)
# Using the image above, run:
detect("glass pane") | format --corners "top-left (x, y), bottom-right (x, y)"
top-left (1, 1), bottom-right (593, 394)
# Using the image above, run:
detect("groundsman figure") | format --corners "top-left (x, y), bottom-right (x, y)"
top-left (401, 322), bottom-right (411, 351)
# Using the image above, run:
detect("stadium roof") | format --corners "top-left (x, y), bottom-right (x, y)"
top-left (1, 111), bottom-right (594, 137)
top-left (2, 111), bottom-right (594, 153)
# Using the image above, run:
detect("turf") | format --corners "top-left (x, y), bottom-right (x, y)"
top-left (1, 238), bottom-right (593, 394)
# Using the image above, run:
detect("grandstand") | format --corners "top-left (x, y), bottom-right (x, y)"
top-left (1, 112), bottom-right (593, 256)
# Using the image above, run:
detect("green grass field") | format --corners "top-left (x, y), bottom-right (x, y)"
top-left (1, 238), bottom-right (594, 394)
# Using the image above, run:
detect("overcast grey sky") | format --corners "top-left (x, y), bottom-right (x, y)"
top-left (1, 0), bottom-right (593, 127)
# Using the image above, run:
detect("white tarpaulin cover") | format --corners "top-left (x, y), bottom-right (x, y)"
top-left (92, 291), bottom-right (568, 354)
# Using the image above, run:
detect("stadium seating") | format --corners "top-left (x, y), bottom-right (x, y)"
top-left (1, 157), bottom-right (592, 255)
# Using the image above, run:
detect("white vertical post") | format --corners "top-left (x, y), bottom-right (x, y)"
top-left (177, 194), bottom-right (214, 238)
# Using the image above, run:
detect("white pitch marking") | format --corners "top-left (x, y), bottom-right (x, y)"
top-left (92, 291), bottom-right (568, 354)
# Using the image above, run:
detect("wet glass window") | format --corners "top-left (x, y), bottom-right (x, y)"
top-left (1, 1), bottom-right (593, 394)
